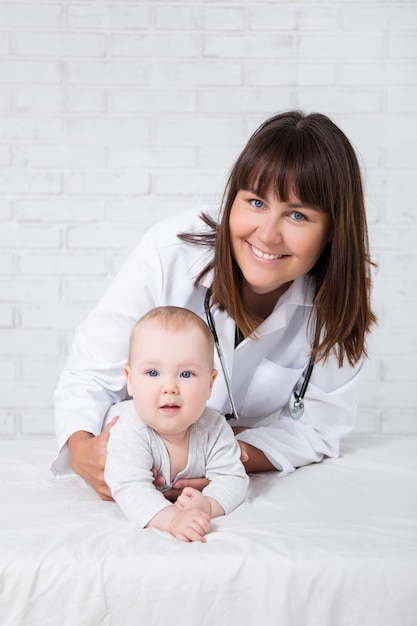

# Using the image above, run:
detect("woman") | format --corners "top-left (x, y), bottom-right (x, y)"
top-left (53, 110), bottom-right (376, 500)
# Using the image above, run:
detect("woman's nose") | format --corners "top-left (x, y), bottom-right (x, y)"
top-left (257, 214), bottom-right (283, 244)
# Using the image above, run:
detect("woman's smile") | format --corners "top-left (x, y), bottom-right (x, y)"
top-left (248, 242), bottom-right (286, 261)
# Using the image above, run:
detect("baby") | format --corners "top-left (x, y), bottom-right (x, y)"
top-left (105, 306), bottom-right (249, 542)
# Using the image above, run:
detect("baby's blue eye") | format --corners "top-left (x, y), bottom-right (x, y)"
top-left (147, 370), bottom-right (159, 377)
top-left (180, 371), bottom-right (192, 378)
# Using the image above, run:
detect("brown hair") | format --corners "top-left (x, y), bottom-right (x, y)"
top-left (128, 306), bottom-right (214, 365)
top-left (179, 111), bottom-right (376, 367)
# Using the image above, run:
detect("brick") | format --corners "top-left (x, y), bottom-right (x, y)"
top-left (0, 117), bottom-right (61, 140)
top-left (387, 89), bottom-right (417, 113)
top-left (353, 409), bottom-right (380, 435)
top-left (20, 359), bottom-right (64, 385)
top-left (201, 89), bottom-right (293, 113)
top-left (371, 224), bottom-right (417, 251)
top-left (67, 4), bottom-right (150, 30)
top-left (67, 61), bottom-right (148, 85)
top-left (65, 278), bottom-right (114, 304)
top-left (204, 34), bottom-right (293, 59)
top-left (66, 225), bottom-right (145, 250)
top-left (0, 61), bottom-right (61, 84)
top-left (108, 145), bottom-right (196, 168)
top-left (0, 3), bottom-right (62, 28)
top-left (20, 410), bottom-right (55, 436)
top-left (0, 198), bottom-right (11, 220)
top-left (247, 62), bottom-right (335, 86)
top-left (1, 385), bottom-right (55, 410)
top-left (0, 169), bottom-right (61, 194)
top-left (0, 254), bottom-right (13, 275)
top-left (384, 142), bottom-right (417, 167)
top-left (66, 170), bottom-right (149, 195)
top-left (65, 116), bottom-right (149, 141)
top-left (295, 89), bottom-right (382, 113)
top-left (15, 198), bottom-right (106, 223)
top-left (153, 61), bottom-right (242, 86)
top-left (343, 6), bottom-right (417, 31)
top-left (0, 225), bottom-right (60, 250)
top-left (13, 144), bottom-right (107, 169)
top-left (15, 88), bottom-right (107, 113)
top-left (20, 305), bottom-right (91, 330)
top-left (0, 144), bottom-right (10, 166)
top-left (389, 34), bottom-right (417, 58)
top-left (384, 196), bottom-right (416, 223)
top-left (153, 117), bottom-right (242, 146)
top-left (0, 305), bottom-right (14, 327)
top-left (15, 32), bottom-right (106, 56)
top-left (248, 6), bottom-right (296, 30)
top-left (0, 330), bottom-right (60, 356)
top-left (110, 89), bottom-right (197, 113)
top-left (19, 253), bottom-right (106, 276)
top-left (0, 413), bottom-right (16, 436)
top-left (154, 6), bottom-right (203, 30)
top-left (0, 279), bottom-right (60, 303)
top-left (382, 411), bottom-right (417, 435)
top-left (0, 33), bottom-right (9, 54)
top-left (111, 33), bottom-right (199, 57)
top-left (153, 170), bottom-right (224, 196)
top-left (0, 88), bottom-right (10, 110)
top-left (299, 34), bottom-right (385, 59)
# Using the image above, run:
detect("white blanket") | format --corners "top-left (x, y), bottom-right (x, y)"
top-left (1, 436), bottom-right (416, 626)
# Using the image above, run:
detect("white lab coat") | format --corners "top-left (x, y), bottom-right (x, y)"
top-left (52, 206), bottom-right (364, 477)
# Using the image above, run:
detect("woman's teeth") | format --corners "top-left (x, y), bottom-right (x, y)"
top-left (251, 244), bottom-right (283, 260)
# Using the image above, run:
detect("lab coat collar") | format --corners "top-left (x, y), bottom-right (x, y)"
top-left (258, 276), bottom-right (314, 336)
top-left (199, 268), bottom-right (314, 340)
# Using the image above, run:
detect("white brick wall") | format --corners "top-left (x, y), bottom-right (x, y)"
top-left (1, 0), bottom-right (416, 438)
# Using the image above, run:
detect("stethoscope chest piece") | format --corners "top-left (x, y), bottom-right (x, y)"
top-left (288, 390), bottom-right (305, 420)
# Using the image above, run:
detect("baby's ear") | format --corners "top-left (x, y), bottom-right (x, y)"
top-left (209, 369), bottom-right (218, 391)
top-left (124, 365), bottom-right (133, 394)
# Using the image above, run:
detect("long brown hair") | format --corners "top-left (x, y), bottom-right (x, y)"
top-left (179, 111), bottom-right (376, 367)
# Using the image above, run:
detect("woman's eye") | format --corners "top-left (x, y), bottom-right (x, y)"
top-left (250, 199), bottom-right (264, 209)
top-left (180, 371), bottom-right (192, 379)
top-left (147, 370), bottom-right (159, 377)
top-left (290, 211), bottom-right (307, 221)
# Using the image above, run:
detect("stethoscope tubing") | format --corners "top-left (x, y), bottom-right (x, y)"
top-left (204, 288), bottom-right (315, 421)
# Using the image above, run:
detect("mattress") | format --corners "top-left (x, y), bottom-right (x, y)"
top-left (1, 436), bottom-right (416, 626)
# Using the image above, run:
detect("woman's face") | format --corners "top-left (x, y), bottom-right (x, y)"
top-left (229, 187), bottom-right (331, 296)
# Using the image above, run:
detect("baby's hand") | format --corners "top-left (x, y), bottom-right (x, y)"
top-left (169, 508), bottom-right (211, 543)
top-left (176, 487), bottom-right (210, 514)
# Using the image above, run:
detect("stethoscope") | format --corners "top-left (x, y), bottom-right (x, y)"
top-left (204, 289), bottom-right (315, 421)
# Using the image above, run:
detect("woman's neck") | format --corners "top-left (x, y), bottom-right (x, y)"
top-left (243, 282), bottom-right (292, 322)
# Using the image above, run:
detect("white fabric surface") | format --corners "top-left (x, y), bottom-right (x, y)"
top-left (1, 436), bottom-right (416, 626)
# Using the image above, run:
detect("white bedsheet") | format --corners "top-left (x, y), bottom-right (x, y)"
top-left (1, 436), bottom-right (416, 626)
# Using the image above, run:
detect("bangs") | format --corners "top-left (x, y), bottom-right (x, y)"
top-left (230, 123), bottom-right (335, 214)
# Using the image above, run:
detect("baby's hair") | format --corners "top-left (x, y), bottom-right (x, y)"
top-left (128, 306), bottom-right (214, 365)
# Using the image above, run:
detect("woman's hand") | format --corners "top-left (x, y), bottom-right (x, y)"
top-left (67, 415), bottom-right (119, 501)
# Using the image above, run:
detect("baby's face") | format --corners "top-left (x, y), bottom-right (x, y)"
top-left (125, 320), bottom-right (217, 439)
